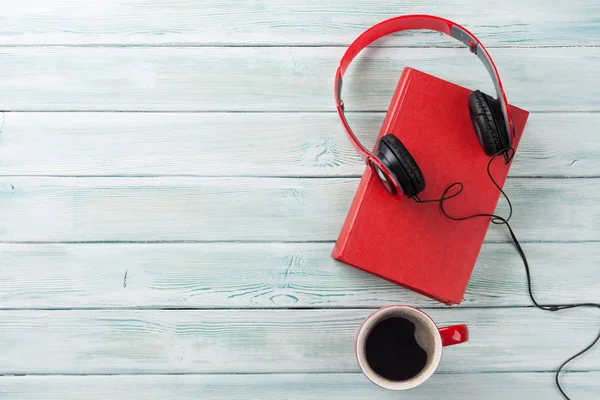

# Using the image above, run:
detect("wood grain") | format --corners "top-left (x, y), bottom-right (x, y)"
top-left (1, 112), bottom-right (597, 177)
top-left (0, 242), bottom-right (597, 309)
top-left (2, 1), bottom-right (599, 46)
top-left (0, 373), bottom-right (598, 400)
top-left (0, 47), bottom-right (598, 111)
top-left (0, 308), bottom-right (598, 374)
top-left (2, 2), bottom-right (598, 398)
top-left (0, 177), bottom-right (597, 242)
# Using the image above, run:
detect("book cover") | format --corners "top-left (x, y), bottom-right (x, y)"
top-left (332, 67), bottom-right (530, 305)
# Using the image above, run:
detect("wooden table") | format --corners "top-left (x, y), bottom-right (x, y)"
top-left (0, 2), bottom-right (598, 399)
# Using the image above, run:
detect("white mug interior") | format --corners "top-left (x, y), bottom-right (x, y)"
top-left (355, 305), bottom-right (443, 390)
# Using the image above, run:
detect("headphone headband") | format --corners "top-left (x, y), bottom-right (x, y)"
top-left (334, 14), bottom-right (514, 195)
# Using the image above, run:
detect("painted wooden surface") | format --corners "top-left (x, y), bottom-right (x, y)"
top-left (2, 1), bottom-right (599, 46)
top-left (0, 1), bottom-right (599, 399)
top-left (1, 47), bottom-right (599, 111)
top-left (1, 373), bottom-right (599, 400)
top-left (0, 309), bottom-right (598, 374)
top-left (0, 242), bottom-right (597, 309)
top-left (0, 112), bottom-right (598, 177)
top-left (0, 177), bottom-right (598, 242)
top-left (0, 372), bottom-right (600, 400)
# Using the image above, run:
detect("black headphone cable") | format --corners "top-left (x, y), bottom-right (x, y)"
top-left (413, 149), bottom-right (600, 400)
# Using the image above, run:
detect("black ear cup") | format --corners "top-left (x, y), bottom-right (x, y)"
top-left (468, 89), bottom-right (509, 156)
top-left (375, 134), bottom-right (425, 197)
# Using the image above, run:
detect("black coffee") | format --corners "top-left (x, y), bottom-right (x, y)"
top-left (364, 317), bottom-right (428, 381)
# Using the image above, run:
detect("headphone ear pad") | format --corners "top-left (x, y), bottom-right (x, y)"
top-left (376, 134), bottom-right (425, 197)
top-left (468, 90), bottom-right (507, 156)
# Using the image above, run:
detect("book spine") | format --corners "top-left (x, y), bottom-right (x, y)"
top-left (332, 67), bottom-right (415, 260)
top-left (378, 67), bottom-right (414, 136)
top-left (331, 171), bottom-right (371, 260)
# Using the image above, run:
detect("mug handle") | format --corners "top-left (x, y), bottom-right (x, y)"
top-left (438, 324), bottom-right (469, 347)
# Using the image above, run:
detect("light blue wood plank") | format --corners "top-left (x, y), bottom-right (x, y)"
top-left (0, 242), bottom-right (597, 309)
top-left (0, 112), bottom-right (598, 177)
top-left (0, 373), bottom-right (598, 400)
top-left (2, 1), bottom-right (599, 46)
top-left (0, 309), bottom-right (597, 374)
top-left (0, 47), bottom-right (598, 111)
top-left (0, 177), bottom-right (597, 242)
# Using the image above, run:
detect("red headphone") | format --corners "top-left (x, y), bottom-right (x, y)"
top-left (334, 14), bottom-right (515, 198)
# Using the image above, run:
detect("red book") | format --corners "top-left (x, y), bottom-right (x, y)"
top-left (331, 67), bottom-right (530, 305)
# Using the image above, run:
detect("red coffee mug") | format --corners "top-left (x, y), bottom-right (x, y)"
top-left (355, 305), bottom-right (469, 390)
